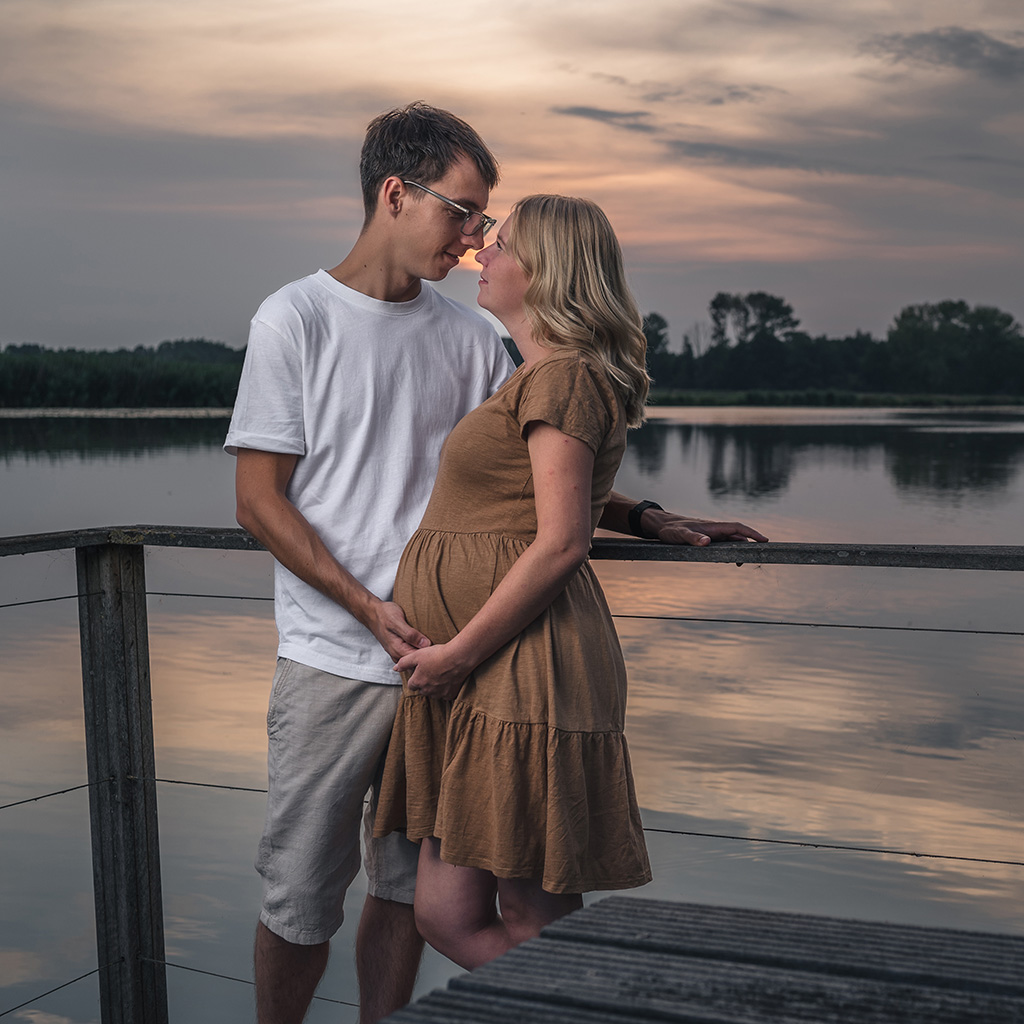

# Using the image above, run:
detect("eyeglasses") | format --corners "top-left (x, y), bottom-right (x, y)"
top-left (402, 180), bottom-right (497, 238)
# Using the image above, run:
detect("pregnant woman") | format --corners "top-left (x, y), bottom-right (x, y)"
top-left (374, 194), bottom-right (652, 969)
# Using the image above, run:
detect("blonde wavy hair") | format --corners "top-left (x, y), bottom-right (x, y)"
top-left (506, 195), bottom-right (650, 427)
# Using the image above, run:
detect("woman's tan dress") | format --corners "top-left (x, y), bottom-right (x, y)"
top-left (373, 349), bottom-right (651, 894)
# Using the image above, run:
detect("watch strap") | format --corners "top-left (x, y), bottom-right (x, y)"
top-left (628, 499), bottom-right (664, 539)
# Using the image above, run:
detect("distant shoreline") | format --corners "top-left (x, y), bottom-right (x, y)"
top-left (646, 390), bottom-right (1024, 408)
top-left (0, 407), bottom-right (234, 419)
top-left (3, 392), bottom-right (1023, 418)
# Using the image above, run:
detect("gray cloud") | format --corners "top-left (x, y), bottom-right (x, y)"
top-left (638, 80), bottom-right (782, 105)
top-left (637, 85), bottom-right (689, 104)
top-left (610, 76), bottom-right (784, 106)
top-left (702, 0), bottom-right (808, 25)
top-left (936, 152), bottom-right (1024, 169)
top-left (551, 101), bottom-right (848, 174)
top-left (550, 106), bottom-right (657, 133)
top-left (571, 50), bottom-right (1023, 195)
top-left (664, 137), bottom-right (830, 172)
top-left (863, 26), bottom-right (1024, 81)
top-left (591, 73), bottom-right (631, 89)
top-left (543, 0), bottom-right (810, 56)
top-left (694, 83), bottom-right (786, 106)
top-left (583, 100), bottom-right (1018, 203)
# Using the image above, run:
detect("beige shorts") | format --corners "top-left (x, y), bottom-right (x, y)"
top-left (255, 659), bottom-right (420, 945)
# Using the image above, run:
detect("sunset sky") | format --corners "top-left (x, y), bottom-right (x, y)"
top-left (2, 0), bottom-right (1021, 351)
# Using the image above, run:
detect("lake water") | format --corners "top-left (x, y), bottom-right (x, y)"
top-left (2, 407), bottom-right (1023, 1023)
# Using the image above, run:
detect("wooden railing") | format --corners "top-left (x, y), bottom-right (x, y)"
top-left (2, 526), bottom-right (1022, 1024)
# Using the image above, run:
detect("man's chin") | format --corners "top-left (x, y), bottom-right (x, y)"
top-left (423, 260), bottom-right (457, 282)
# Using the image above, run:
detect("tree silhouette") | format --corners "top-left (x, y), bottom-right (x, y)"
top-left (887, 301), bottom-right (1024, 394)
top-left (643, 312), bottom-right (681, 388)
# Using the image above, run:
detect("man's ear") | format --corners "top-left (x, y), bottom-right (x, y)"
top-left (379, 175), bottom-right (407, 220)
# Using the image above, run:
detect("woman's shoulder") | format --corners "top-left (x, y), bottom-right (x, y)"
top-left (519, 347), bottom-right (613, 388)
top-left (524, 348), bottom-right (620, 407)
top-left (511, 346), bottom-right (624, 451)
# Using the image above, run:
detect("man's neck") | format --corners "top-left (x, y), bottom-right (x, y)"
top-left (327, 236), bottom-right (422, 304)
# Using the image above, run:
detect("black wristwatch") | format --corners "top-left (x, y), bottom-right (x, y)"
top-left (628, 500), bottom-right (663, 539)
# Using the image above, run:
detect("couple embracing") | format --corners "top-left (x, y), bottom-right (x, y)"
top-left (225, 102), bottom-right (766, 1024)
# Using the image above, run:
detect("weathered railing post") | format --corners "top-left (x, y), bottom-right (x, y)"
top-left (76, 543), bottom-right (168, 1024)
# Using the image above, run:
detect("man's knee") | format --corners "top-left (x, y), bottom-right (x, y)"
top-left (360, 893), bottom-right (418, 942)
top-left (255, 919), bottom-right (330, 966)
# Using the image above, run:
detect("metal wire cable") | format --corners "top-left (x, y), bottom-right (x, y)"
top-left (0, 589), bottom-right (271, 612)
top-left (120, 592), bottom-right (1024, 636)
top-left (128, 775), bottom-right (267, 794)
top-left (0, 593), bottom-right (81, 611)
top-left (9, 778), bottom-right (1018, 868)
top-left (642, 826), bottom-right (1024, 868)
top-left (5, 588), bottom-right (1019, 637)
top-left (0, 960), bottom-right (123, 1019)
top-left (131, 776), bottom-right (1024, 870)
top-left (0, 779), bottom-right (112, 813)
top-left (138, 957), bottom-right (359, 1009)
top-left (613, 613), bottom-right (1024, 637)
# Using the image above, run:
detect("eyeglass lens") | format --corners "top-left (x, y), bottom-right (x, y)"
top-left (465, 213), bottom-right (496, 237)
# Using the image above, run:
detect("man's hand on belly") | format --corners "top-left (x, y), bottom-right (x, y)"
top-left (365, 599), bottom-right (433, 663)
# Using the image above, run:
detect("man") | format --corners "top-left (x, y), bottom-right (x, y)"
top-left (226, 102), bottom-right (766, 1024)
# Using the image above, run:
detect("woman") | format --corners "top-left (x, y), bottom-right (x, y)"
top-left (373, 194), bottom-right (652, 969)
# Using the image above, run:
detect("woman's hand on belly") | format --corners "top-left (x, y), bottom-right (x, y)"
top-left (395, 642), bottom-right (471, 700)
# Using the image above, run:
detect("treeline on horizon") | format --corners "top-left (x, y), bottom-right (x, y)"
top-left (642, 294), bottom-right (1024, 402)
top-left (1, 295), bottom-right (1022, 409)
top-left (0, 339), bottom-right (245, 408)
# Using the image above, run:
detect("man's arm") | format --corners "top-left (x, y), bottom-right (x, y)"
top-left (599, 491), bottom-right (769, 546)
top-left (234, 448), bottom-right (430, 661)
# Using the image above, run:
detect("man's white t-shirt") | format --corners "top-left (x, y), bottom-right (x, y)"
top-left (225, 269), bottom-right (513, 684)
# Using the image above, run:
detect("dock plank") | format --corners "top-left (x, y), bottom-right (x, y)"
top-left (384, 898), bottom-right (1024, 1023)
top-left (543, 897), bottom-right (1024, 995)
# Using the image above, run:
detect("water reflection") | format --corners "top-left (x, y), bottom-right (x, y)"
top-left (625, 419), bottom-right (687, 476)
top-left (5, 409), bottom-right (1024, 506)
top-left (1, 415), bottom-right (228, 461)
top-left (627, 410), bottom-right (1024, 501)
top-left (2, 410), bottom-right (1023, 1023)
top-left (886, 430), bottom-right (1022, 497)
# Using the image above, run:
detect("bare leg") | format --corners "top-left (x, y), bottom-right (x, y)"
top-left (413, 838), bottom-right (580, 971)
top-left (497, 877), bottom-right (582, 947)
top-left (413, 838), bottom-right (509, 970)
top-left (254, 920), bottom-right (329, 1024)
top-left (356, 894), bottom-right (425, 1024)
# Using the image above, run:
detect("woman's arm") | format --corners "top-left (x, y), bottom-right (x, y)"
top-left (394, 422), bottom-right (595, 698)
top-left (600, 491), bottom-right (768, 545)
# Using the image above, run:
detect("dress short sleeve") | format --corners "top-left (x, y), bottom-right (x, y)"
top-left (515, 352), bottom-right (619, 454)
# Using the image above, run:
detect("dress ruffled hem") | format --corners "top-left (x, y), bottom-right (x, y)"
top-left (374, 696), bottom-right (652, 895)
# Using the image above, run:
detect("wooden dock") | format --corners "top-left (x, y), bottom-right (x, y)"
top-left (385, 896), bottom-right (1024, 1022)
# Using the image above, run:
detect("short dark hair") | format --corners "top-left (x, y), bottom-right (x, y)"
top-left (359, 102), bottom-right (500, 221)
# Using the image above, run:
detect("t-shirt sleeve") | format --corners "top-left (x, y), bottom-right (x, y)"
top-left (223, 316), bottom-right (306, 457)
top-left (515, 355), bottom-right (616, 454)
